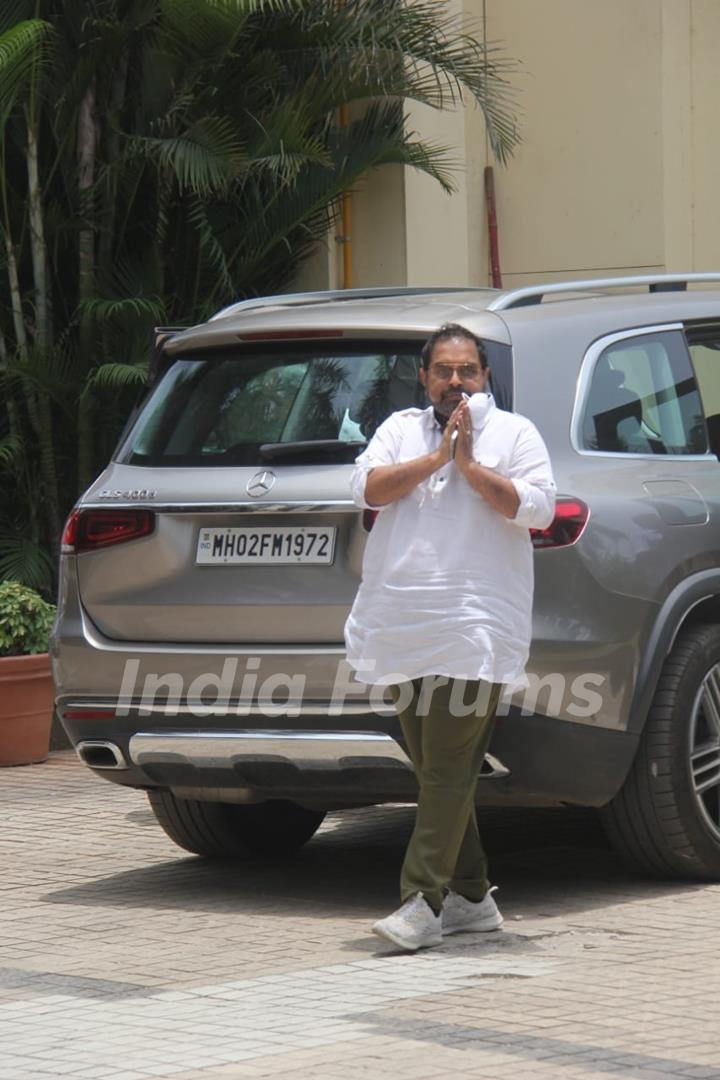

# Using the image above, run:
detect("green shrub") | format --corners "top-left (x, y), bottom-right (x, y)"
top-left (0, 581), bottom-right (56, 657)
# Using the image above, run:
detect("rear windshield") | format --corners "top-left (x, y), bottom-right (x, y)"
top-left (117, 341), bottom-right (512, 467)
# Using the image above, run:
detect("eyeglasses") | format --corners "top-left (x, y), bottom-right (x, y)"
top-left (428, 364), bottom-right (483, 380)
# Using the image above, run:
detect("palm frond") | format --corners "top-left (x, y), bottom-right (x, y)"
top-left (187, 199), bottom-right (235, 296)
top-left (0, 534), bottom-right (53, 592)
top-left (95, 252), bottom-right (166, 309)
top-left (160, 0), bottom-right (246, 57)
top-left (338, 101), bottom-right (457, 192)
top-left (274, 0), bottom-right (520, 163)
top-left (3, 343), bottom-right (83, 412)
top-left (79, 295), bottom-right (166, 324)
top-left (0, 19), bottom-right (52, 125)
top-left (245, 97), bottom-right (333, 186)
top-left (0, 432), bottom-right (22, 469)
top-left (128, 115), bottom-right (247, 194)
top-left (158, 0), bottom-right (300, 74)
top-left (230, 100), bottom-right (457, 291)
top-left (86, 361), bottom-right (149, 392)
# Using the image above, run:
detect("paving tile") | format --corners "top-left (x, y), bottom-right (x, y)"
top-left (2, 753), bottom-right (720, 1079)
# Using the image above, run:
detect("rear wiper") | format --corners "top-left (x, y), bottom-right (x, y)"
top-left (259, 439), bottom-right (366, 460)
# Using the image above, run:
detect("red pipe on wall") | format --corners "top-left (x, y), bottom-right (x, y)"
top-left (484, 165), bottom-right (503, 288)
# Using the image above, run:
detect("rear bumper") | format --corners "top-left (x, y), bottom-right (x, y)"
top-left (59, 702), bottom-right (638, 809)
top-left (77, 728), bottom-right (422, 807)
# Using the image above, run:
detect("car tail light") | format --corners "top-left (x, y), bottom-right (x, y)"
top-left (530, 497), bottom-right (589, 549)
top-left (61, 508), bottom-right (155, 554)
top-left (363, 509), bottom-right (379, 532)
top-left (237, 330), bottom-right (344, 341)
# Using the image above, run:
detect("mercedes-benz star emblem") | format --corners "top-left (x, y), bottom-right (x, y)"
top-left (246, 470), bottom-right (276, 497)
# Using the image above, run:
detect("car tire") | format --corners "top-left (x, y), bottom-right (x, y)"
top-left (601, 623), bottom-right (720, 879)
top-left (147, 790), bottom-right (326, 857)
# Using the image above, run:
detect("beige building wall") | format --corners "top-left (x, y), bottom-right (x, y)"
top-left (490, 0), bottom-right (664, 286)
top-left (689, 0), bottom-right (720, 271)
top-left (294, 0), bottom-right (720, 293)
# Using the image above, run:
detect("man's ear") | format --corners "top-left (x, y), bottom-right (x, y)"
top-left (418, 367), bottom-right (427, 390)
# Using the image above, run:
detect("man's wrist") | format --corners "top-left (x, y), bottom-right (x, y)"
top-left (430, 447), bottom-right (449, 471)
top-left (457, 455), bottom-right (479, 479)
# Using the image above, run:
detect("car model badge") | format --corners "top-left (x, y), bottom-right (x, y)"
top-left (97, 489), bottom-right (158, 500)
top-left (246, 470), bottom-right (276, 497)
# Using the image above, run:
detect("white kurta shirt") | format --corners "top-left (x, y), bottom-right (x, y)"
top-left (344, 394), bottom-right (556, 687)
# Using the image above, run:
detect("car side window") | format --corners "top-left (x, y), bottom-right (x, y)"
top-left (580, 331), bottom-right (707, 455)
top-left (685, 331), bottom-right (720, 458)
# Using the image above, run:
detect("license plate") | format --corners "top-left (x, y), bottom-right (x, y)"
top-left (196, 526), bottom-right (336, 565)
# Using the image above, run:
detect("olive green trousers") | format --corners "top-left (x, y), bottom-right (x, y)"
top-left (390, 677), bottom-right (502, 914)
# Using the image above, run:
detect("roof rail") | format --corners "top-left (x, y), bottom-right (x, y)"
top-left (210, 286), bottom-right (490, 322)
top-left (487, 273), bottom-right (720, 312)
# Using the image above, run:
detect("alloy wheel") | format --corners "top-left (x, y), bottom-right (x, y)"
top-left (689, 667), bottom-right (720, 843)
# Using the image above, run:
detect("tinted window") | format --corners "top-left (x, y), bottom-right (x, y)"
top-left (686, 329), bottom-right (720, 457)
top-left (581, 331), bottom-right (706, 455)
top-left (119, 346), bottom-right (427, 466)
top-left (483, 340), bottom-right (512, 411)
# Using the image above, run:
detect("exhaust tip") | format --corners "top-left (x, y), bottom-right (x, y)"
top-left (481, 753), bottom-right (510, 779)
top-left (76, 741), bottom-right (127, 770)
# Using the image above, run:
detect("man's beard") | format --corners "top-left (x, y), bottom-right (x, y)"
top-left (435, 390), bottom-right (464, 421)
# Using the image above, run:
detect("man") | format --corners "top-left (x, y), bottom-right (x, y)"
top-left (344, 323), bottom-right (556, 952)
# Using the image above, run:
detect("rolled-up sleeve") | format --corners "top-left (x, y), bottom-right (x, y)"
top-left (508, 422), bottom-right (556, 529)
top-left (350, 414), bottom-right (403, 509)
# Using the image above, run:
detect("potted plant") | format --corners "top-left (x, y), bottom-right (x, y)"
top-left (0, 582), bottom-right (56, 766)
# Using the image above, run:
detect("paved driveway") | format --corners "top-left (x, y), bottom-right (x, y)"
top-left (2, 752), bottom-right (720, 1080)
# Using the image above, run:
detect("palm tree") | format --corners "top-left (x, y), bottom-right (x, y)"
top-left (0, 0), bottom-right (519, 590)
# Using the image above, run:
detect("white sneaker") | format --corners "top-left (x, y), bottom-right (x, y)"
top-left (442, 886), bottom-right (504, 935)
top-left (372, 893), bottom-right (443, 951)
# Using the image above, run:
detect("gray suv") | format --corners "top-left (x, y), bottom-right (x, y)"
top-left (52, 274), bottom-right (720, 879)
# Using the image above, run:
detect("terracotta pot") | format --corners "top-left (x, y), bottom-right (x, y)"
top-left (0, 652), bottom-right (55, 766)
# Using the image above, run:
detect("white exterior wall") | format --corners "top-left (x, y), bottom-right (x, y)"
top-left (293, 0), bottom-right (720, 293)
